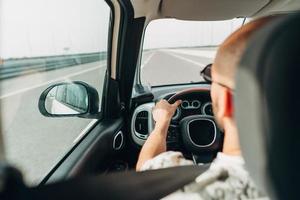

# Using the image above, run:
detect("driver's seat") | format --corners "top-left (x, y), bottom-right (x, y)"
top-left (235, 13), bottom-right (300, 199)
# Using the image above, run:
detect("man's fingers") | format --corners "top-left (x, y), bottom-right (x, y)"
top-left (172, 100), bottom-right (182, 108)
top-left (158, 99), bottom-right (168, 105)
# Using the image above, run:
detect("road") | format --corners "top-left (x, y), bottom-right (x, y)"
top-left (0, 47), bottom-right (216, 184)
top-left (142, 48), bottom-right (216, 85)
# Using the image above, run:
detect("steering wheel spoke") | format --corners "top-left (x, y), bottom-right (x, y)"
top-left (167, 124), bottom-right (179, 141)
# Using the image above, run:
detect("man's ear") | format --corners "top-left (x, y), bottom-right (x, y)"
top-left (215, 87), bottom-right (226, 124)
top-left (223, 88), bottom-right (234, 118)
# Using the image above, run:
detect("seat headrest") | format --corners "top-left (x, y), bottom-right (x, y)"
top-left (235, 13), bottom-right (300, 199)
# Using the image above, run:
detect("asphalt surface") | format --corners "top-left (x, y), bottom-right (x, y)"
top-left (142, 48), bottom-right (216, 86)
top-left (0, 47), bottom-right (216, 185)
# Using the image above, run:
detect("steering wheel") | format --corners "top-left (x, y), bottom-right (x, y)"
top-left (166, 88), bottom-right (223, 162)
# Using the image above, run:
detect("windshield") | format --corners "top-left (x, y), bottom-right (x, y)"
top-left (141, 19), bottom-right (245, 86)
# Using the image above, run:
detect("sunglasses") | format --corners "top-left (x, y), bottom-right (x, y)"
top-left (200, 63), bottom-right (233, 91)
top-left (200, 63), bottom-right (212, 83)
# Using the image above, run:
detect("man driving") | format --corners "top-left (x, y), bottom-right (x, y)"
top-left (136, 16), bottom-right (275, 199)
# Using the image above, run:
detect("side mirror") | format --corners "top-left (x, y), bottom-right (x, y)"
top-left (38, 81), bottom-right (100, 118)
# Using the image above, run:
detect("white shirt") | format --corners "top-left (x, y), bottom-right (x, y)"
top-left (141, 151), bottom-right (268, 200)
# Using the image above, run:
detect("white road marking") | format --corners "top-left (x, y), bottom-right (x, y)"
top-left (51, 99), bottom-right (81, 114)
top-left (141, 51), bottom-right (155, 69)
top-left (0, 64), bottom-right (105, 99)
top-left (168, 48), bottom-right (217, 59)
top-left (73, 119), bottom-right (99, 143)
top-left (163, 50), bottom-right (207, 67)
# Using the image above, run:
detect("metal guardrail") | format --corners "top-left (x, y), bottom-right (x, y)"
top-left (0, 52), bottom-right (106, 80)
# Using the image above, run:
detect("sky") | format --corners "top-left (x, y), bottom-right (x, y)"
top-left (0, 0), bottom-right (243, 59)
top-left (143, 19), bottom-right (243, 49)
top-left (0, 0), bottom-right (110, 59)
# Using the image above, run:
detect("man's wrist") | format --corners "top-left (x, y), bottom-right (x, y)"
top-left (154, 119), bottom-right (171, 135)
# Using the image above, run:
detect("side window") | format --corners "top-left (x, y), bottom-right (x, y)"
top-left (0, 0), bottom-right (110, 185)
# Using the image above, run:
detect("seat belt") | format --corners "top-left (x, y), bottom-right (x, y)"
top-left (1, 164), bottom-right (209, 200)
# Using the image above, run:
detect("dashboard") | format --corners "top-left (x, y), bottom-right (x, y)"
top-left (130, 84), bottom-right (222, 163)
top-left (131, 97), bottom-right (213, 144)
top-left (164, 92), bottom-right (213, 123)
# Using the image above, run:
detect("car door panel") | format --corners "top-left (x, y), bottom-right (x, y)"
top-left (42, 118), bottom-right (124, 184)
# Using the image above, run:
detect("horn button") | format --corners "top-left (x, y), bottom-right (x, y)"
top-left (180, 115), bottom-right (219, 153)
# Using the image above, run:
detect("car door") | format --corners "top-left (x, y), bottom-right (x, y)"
top-left (0, 0), bottom-right (127, 186)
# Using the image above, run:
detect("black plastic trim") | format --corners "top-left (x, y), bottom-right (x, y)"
top-left (41, 118), bottom-right (123, 185)
top-left (118, 17), bottom-right (146, 108)
top-left (103, 77), bottom-right (122, 118)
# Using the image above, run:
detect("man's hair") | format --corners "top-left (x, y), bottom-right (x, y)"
top-left (214, 16), bottom-right (278, 89)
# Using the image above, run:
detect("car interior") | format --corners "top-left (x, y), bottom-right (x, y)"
top-left (1, 0), bottom-right (300, 199)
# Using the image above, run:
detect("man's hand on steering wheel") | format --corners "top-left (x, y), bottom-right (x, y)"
top-left (153, 99), bottom-right (182, 133)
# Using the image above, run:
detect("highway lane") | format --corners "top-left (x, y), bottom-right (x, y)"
top-left (141, 48), bottom-right (215, 86)
top-left (0, 48), bottom-right (216, 184)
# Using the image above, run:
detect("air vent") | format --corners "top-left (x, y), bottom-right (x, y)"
top-left (135, 111), bottom-right (149, 136)
top-left (137, 111), bottom-right (148, 118)
top-left (131, 102), bottom-right (155, 146)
